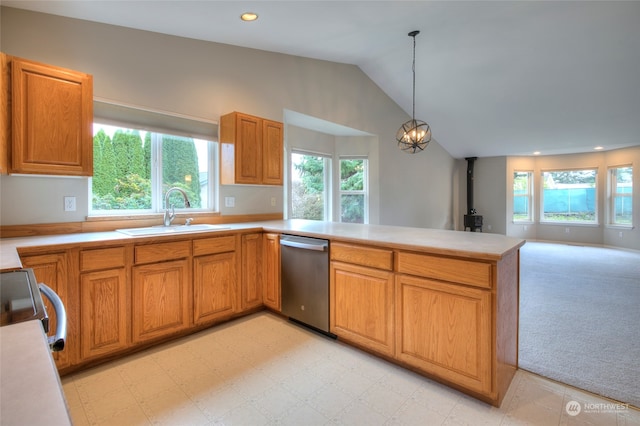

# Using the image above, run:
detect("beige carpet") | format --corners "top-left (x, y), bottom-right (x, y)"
top-left (518, 241), bottom-right (640, 408)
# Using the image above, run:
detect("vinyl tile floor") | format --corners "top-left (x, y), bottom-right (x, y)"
top-left (62, 312), bottom-right (639, 426)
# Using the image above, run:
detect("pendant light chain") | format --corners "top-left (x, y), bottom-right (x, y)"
top-left (412, 32), bottom-right (416, 122)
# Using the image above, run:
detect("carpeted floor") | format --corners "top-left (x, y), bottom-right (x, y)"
top-left (518, 241), bottom-right (640, 408)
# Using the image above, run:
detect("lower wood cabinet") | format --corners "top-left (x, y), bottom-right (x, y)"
top-left (132, 259), bottom-right (191, 343)
top-left (193, 252), bottom-right (237, 324)
top-left (330, 261), bottom-right (395, 356)
top-left (80, 268), bottom-right (128, 360)
top-left (395, 274), bottom-right (492, 395)
top-left (262, 233), bottom-right (281, 311)
top-left (20, 252), bottom-right (73, 369)
top-left (240, 233), bottom-right (263, 311)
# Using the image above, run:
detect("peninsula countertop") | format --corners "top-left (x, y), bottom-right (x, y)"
top-left (1, 219), bottom-right (525, 271)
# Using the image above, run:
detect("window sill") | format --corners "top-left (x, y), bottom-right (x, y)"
top-left (605, 224), bottom-right (635, 230)
top-left (539, 222), bottom-right (600, 228)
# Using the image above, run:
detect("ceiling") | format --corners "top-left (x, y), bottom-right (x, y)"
top-left (4, 1), bottom-right (640, 159)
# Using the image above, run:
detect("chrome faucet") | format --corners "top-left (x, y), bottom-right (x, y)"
top-left (163, 187), bottom-right (191, 226)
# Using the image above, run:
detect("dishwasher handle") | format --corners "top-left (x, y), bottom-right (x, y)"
top-left (280, 237), bottom-right (328, 251)
top-left (39, 283), bottom-right (67, 352)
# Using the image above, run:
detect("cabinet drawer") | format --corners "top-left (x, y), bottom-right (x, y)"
top-left (135, 241), bottom-right (191, 264)
top-left (193, 235), bottom-right (236, 256)
top-left (331, 242), bottom-right (393, 271)
top-left (397, 251), bottom-right (492, 289)
top-left (80, 247), bottom-right (126, 271)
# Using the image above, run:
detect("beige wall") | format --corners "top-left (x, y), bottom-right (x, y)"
top-left (0, 7), bottom-right (455, 229)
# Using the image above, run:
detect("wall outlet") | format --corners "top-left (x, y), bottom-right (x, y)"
top-left (486, 224), bottom-right (492, 231)
top-left (523, 225), bottom-right (528, 231)
top-left (619, 231), bottom-right (623, 239)
top-left (224, 196), bottom-right (235, 208)
top-left (271, 197), bottom-right (276, 207)
top-left (64, 196), bottom-right (76, 212)
top-left (565, 227), bottom-right (570, 234)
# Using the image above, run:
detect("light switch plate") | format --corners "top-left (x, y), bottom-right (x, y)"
top-left (225, 196), bottom-right (235, 208)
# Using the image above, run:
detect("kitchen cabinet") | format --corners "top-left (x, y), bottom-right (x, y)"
top-left (262, 233), bottom-right (281, 311)
top-left (11, 57), bottom-right (93, 176)
top-left (240, 233), bottom-right (263, 310)
top-left (395, 249), bottom-right (519, 405)
top-left (193, 235), bottom-right (237, 324)
top-left (330, 243), bottom-right (395, 357)
top-left (132, 241), bottom-right (191, 343)
top-left (395, 274), bottom-right (492, 394)
top-left (220, 111), bottom-right (283, 185)
top-left (79, 246), bottom-right (129, 360)
top-left (1, 52), bottom-right (9, 175)
top-left (20, 252), bottom-right (74, 369)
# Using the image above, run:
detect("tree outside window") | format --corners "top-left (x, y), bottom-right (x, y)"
top-left (340, 158), bottom-right (367, 223)
top-left (91, 123), bottom-right (210, 213)
top-left (513, 171), bottom-right (533, 222)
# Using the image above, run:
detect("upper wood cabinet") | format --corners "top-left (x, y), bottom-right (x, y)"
top-left (0, 52), bottom-right (10, 175)
top-left (11, 57), bottom-right (93, 176)
top-left (220, 111), bottom-right (283, 185)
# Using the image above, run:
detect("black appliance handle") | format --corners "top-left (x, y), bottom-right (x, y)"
top-left (38, 283), bottom-right (67, 352)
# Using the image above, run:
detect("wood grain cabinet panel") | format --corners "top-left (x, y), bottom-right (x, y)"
top-left (240, 233), bottom-right (263, 310)
top-left (262, 233), bottom-right (281, 311)
top-left (11, 57), bottom-right (93, 176)
top-left (80, 268), bottom-right (128, 360)
top-left (20, 252), bottom-right (73, 369)
top-left (220, 111), bottom-right (283, 185)
top-left (330, 261), bottom-right (395, 356)
top-left (132, 259), bottom-right (190, 343)
top-left (395, 274), bottom-right (492, 395)
top-left (1, 52), bottom-right (9, 175)
top-left (397, 251), bottom-right (492, 289)
top-left (193, 252), bottom-right (237, 324)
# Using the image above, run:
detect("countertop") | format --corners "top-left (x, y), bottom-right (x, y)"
top-left (0, 320), bottom-right (72, 426)
top-left (0, 219), bottom-right (525, 270)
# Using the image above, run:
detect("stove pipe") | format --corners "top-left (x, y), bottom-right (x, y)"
top-left (465, 157), bottom-right (477, 215)
top-left (464, 157), bottom-right (483, 232)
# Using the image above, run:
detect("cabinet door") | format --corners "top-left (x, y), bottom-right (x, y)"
top-left (80, 268), bottom-right (128, 360)
top-left (132, 259), bottom-right (190, 343)
top-left (263, 233), bottom-right (281, 311)
top-left (20, 252), bottom-right (72, 369)
top-left (235, 113), bottom-right (262, 184)
top-left (262, 119), bottom-right (283, 185)
top-left (1, 52), bottom-right (9, 175)
top-left (11, 58), bottom-right (93, 176)
top-left (395, 274), bottom-right (492, 395)
top-left (240, 233), bottom-right (263, 310)
top-left (330, 261), bottom-right (395, 356)
top-left (193, 252), bottom-right (237, 324)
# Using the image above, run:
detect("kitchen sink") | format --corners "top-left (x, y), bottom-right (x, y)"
top-left (116, 224), bottom-right (230, 236)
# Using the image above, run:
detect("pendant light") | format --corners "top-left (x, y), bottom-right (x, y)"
top-left (396, 30), bottom-right (431, 154)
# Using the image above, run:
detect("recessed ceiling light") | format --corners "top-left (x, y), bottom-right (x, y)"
top-left (594, 146), bottom-right (604, 150)
top-left (241, 12), bottom-right (258, 22)
top-left (533, 151), bottom-right (541, 156)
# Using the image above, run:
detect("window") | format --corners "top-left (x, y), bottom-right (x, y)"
top-left (541, 169), bottom-right (597, 223)
top-left (90, 101), bottom-right (217, 215)
top-left (513, 171), bottom-right (533, 222)
top-left (290, 152), bottom-right (331, 220)
top-left (339, 157), bottom-right (368, 223)
top-left (609, 166), bottom-right (632, 226)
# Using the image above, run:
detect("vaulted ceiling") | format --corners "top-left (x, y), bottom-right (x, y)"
top-left (4, 1), bottom-right (640, 159)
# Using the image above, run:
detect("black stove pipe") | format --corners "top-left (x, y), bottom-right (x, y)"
top-left (465, 157), bottom-right (477, 215)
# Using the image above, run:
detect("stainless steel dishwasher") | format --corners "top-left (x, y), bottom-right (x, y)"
top-left (280, 234), bottom-right (333, 335)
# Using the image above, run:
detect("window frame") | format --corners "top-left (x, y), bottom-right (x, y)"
top-left (89, 101), bottom-right (218, 217)
top-left (289, 150), bottom-right (332, 221)
top-left (513, 170), bottom-right (533, 223)
top-left (540, 168), bottom-right (598, 225)
top-left (608, 165), bottom-right (633, 227)
top-left (338, 156), bottom-right (369, 224)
